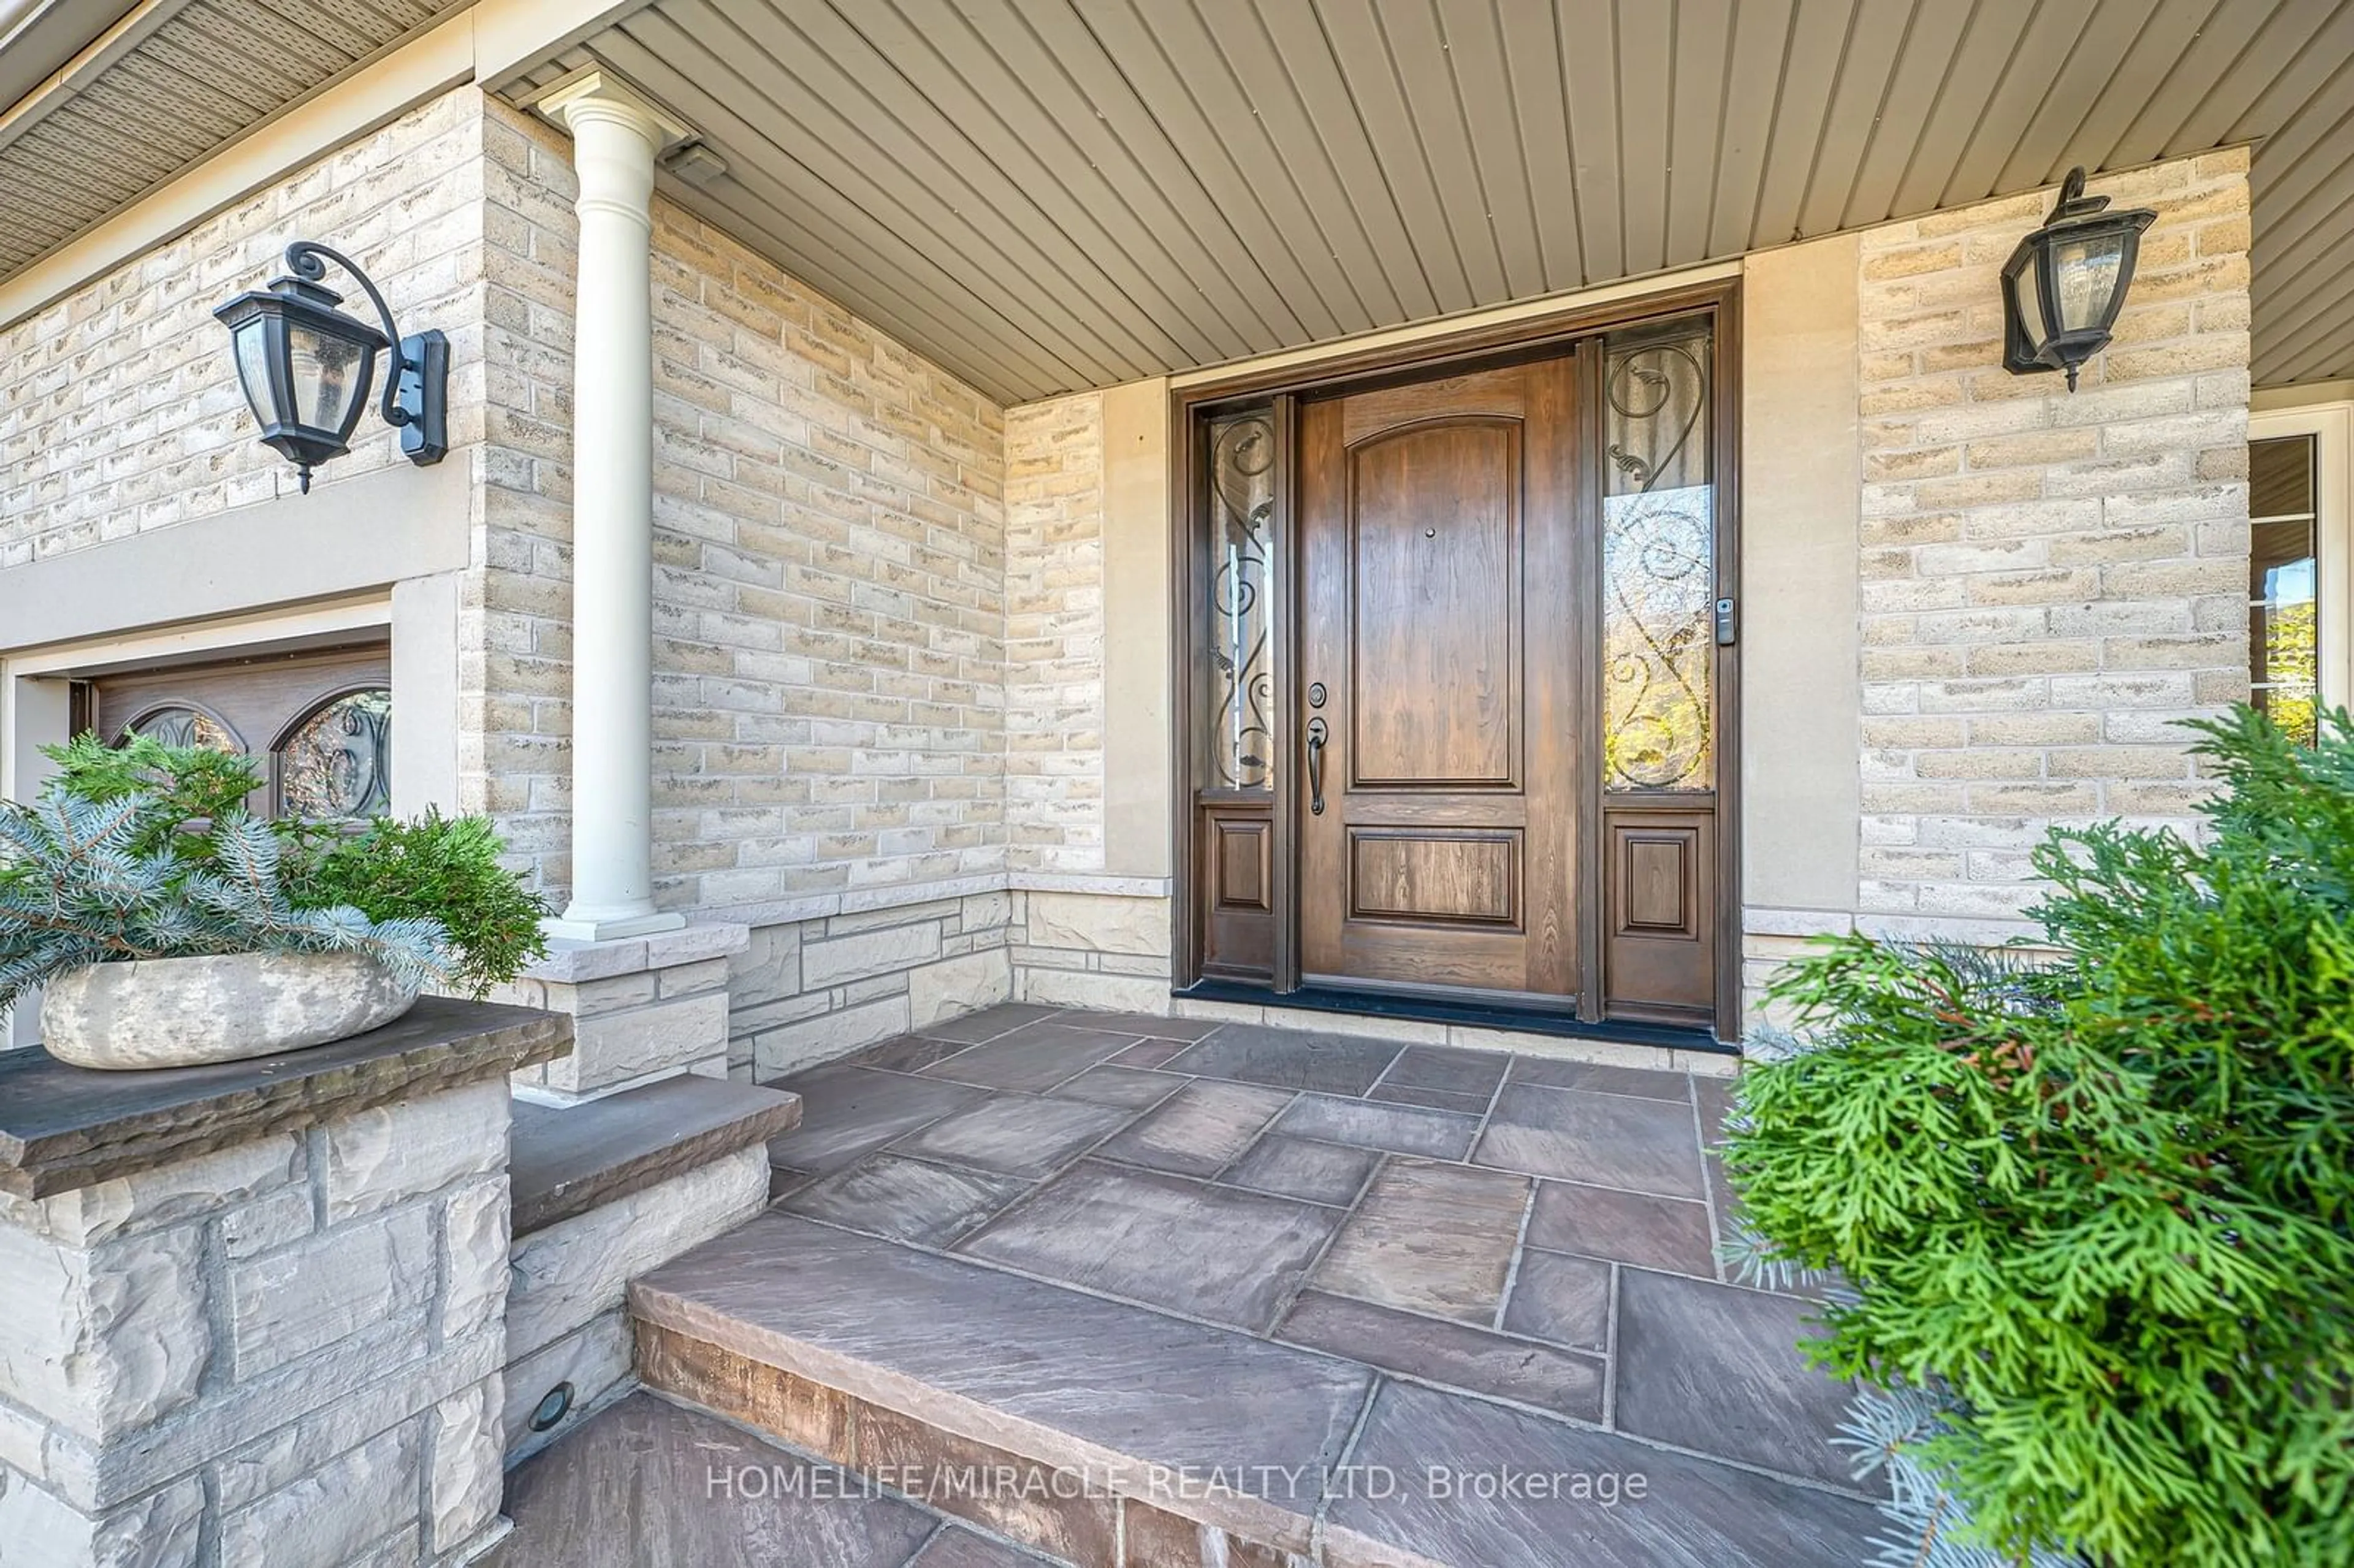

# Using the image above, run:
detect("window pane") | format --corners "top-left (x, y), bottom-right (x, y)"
top-left (2247, 436), bottom-right (2320, 745)
top-left (2250, 435), bottom-right (2317, 520)
top-left (1205, 409), bottom-right (1276, 790)
top-left (276, 689), bottom-right (392, 821)
top-left (1602, 321), bottom-right (1714, 791)
top-left (122, 706), bottom-right (240, 753)
top-left (2051, 230), bottom-right (2128, 332)
top-left (2251, 519), bottom-right (2315, 604)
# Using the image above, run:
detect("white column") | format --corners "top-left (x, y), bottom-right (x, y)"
top-left (538, 73), bottom-right (690, 942)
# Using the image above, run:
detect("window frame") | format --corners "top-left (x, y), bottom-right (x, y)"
top-left (2249, 400), bottom-right (2353, 718)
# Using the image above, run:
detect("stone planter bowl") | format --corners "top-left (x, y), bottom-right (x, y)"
top-left (40, 951), bottom-right (421, 1070)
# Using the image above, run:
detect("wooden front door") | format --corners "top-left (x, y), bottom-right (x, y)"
top-left (1298, 356), bottom-right (1583, 1000)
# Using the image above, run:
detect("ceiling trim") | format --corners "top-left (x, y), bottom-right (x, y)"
top-left (1167, 260), bottom-right (1745, 395)
top-left (0, 8), bottom-right (474, 328)
top-left (0, 0), bottom-right (185, 156)
top-left (0, 0), bottom-right (672, 330)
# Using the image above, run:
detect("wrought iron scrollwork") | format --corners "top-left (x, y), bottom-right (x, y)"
top-left (276, 688), bottom-right (392, 821)
top-left (1208, 411), bottom-right (1276, 790)
top-left (1602, 328), bottom-right (1714, 791)
top-left (124, 706), bottom-right (242, 755)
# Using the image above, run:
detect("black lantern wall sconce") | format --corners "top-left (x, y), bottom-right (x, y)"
top-left (1999, 167), bottom-right (2158, 391)
top-left (213, 242), bottom-right (448, 493)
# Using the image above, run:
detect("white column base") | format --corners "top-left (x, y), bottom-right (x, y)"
top-left (542, 908), bottom-right (687, 943)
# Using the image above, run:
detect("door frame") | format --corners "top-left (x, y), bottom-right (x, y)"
top-left (1168, 277), bottom-right (1745, 1041)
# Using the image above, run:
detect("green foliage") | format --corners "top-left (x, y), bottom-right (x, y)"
top-left (2, 736), bottom-right (548, 1003)
top-left (289, 810), bottom-right (549, 997)
top-left (1724, 706), bottom-right (2354, 1568)
top-left (0, 789), bottom-right (452, 1011)
top-left (35, 733), bottom-right (263, 862)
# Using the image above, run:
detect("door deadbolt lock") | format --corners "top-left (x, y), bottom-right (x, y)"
top-left (1308, 682), bottom-right (1327, 709)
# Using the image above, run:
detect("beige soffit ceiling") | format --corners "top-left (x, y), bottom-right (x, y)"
top-left (483, 0), bottom-right (2354, 406)
top-left (0, 0), bottom-right (139, 112)
top-left (0, 0), bottom-right (472, 278)
top-left (5, 1), bottom-right (2350, 403)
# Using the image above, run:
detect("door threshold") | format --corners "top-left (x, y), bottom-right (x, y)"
top-left (1173, 980), bottom-right (1737, 1056)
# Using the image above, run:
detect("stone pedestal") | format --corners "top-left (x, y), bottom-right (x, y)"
top-left (0, 1000), bottom-right (569, 1568)
top-left (502, 923), bottom-right (749, 1103)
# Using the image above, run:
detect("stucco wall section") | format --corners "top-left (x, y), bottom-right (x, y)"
top-left (1100, 378), bottom-right (1176, 878)
top-left (475, 104), bottom-right (1009, 910)
top-left (0, 89), bottom-right (490, 569)
top-left (1851, 150), bottom-right (2252, 934)
top-left (1004, 391), bottom-right (1108, 873)
top-left (1739, 233), bottom-right (1864, 1024)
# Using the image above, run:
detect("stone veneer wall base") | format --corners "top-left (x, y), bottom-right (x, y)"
top-left (500, 924), bottom-right (752, 1102)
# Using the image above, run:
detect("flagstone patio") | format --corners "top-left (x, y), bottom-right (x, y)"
top-left (506, 1005), bottom-right (1884, 1567)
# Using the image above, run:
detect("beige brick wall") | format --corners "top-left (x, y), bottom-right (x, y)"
top-left (1851, 150), bottom-right (2252, 933)
top-left (473, 103), bottom-right (1009, 910)
top-left (1004, 392), bottom-right (1108, 873)
top-left (0, 90), bottom-right (491, 569)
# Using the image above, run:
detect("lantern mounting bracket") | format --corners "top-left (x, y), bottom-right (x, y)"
top-left (281, 242), bottom-right (448, 471)
top-left (2042, 166), bottom-right (2111, 223)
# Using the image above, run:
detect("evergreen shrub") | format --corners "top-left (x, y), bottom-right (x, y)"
top-left (1726, 707), bottom-right (2354, 1567)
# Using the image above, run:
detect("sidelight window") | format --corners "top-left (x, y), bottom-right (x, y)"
top-left (1601, 319), bottom-right (1716, 791)
top-left (1205, 406), bottom-right (1278, 791)
top-left (2250, 435), bottom-right (2320, 745)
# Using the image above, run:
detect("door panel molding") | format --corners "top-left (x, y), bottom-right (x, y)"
top-left (1197, 799), bottom-right (1275, 981)
top-left (1347, 828), bottom-right (1523, 928)
top-left (1344, 417), bottom-right (1524, 791)
top-left (1603, 805), bottom-right (1716, 1028)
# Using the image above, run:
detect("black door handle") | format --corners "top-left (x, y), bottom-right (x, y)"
top-left (1306, 717), bottom-right (1328, 815)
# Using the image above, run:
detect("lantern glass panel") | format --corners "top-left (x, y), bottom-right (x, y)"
top-left (286, 321), bottom-right (369, 434)
top-left (2051, 230), bottom-right (2128, 333)
top-left (2013, 249), bottom-right (2047, 346)
top-left (229, 317), bottom-right (275, 428)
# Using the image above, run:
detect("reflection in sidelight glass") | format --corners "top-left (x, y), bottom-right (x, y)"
top-left (1601, 321), bottom-right (1715, 791)
top-left (1206, 409), bottom-right (1276, 790)
top-left (277, 688), bottom-right (392, 821)
top-left (2250, 436), bottom-right (2319, 745)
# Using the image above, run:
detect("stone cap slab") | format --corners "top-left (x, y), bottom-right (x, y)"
top-left (509, 1075), bottom-right (802, 1238)
top-left (524, 921), bottom-right (751, 983)
top-left (0, 997), bottom-right (571, 1199)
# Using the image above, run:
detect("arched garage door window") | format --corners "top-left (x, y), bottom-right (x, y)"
top-left (273, 688), bottom-right (392, 821)
top-left (96, 643), bottom-right (392, 825)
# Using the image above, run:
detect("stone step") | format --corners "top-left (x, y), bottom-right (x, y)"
top-left (627, 1211), bottom-right (1881, 1568)
top-left (501, 1073), bottom-right (803, 1461)
top-left (509, 1073), bottom-right (801, 1237)
top-left (495, 1390), bottom-right (1081, 1568)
